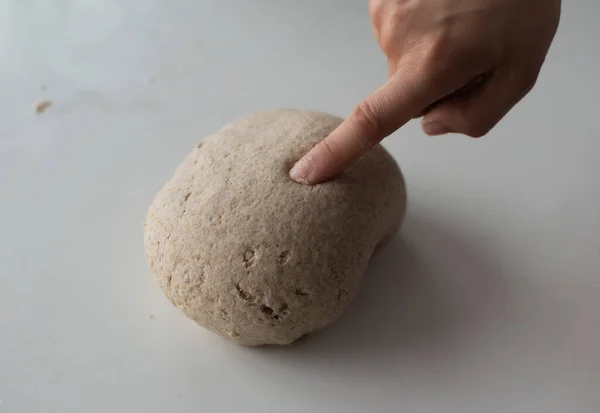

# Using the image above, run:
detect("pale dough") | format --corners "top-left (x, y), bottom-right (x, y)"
top-left (144, 110), bottom-right (407, 345)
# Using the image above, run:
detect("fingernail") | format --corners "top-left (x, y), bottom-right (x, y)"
top-left (289, 161), bottom-right (310, 185)
top-left (422, 122), bottom-right (449, 136)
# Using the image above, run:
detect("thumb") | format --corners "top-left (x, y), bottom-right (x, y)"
top-left (422, 68), bottom-right (538, 137)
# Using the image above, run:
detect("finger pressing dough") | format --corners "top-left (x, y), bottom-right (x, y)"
top-left (144, 110), bottom-right (407, 346)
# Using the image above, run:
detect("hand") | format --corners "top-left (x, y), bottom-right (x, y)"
top-left (290, 0), bottom-right (561, 185)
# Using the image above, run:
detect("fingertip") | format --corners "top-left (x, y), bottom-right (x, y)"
top-left (289, 161), bottom-right (310, 185)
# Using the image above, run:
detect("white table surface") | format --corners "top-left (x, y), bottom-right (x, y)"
top-left (1, 1), bottom-right (599, 412)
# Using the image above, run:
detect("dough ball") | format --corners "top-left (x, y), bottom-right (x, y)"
top-left (144, 110), bottom-right (407, 346)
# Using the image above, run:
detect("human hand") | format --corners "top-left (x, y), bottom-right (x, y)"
top-left (290, 0), bottom-right (561, 185)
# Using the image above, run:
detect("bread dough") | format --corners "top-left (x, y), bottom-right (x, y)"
top-left (144, 110), bottom-right (407, 346)
top-left (34, 100), bottom-right (52, 114)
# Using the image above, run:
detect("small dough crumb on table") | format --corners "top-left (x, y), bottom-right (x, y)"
top-left (34, 100), bottom-right (53, 114)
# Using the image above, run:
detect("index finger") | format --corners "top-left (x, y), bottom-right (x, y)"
top-left (289, 63), bottom-right (461, 185)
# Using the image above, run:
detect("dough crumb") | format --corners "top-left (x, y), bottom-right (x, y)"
top-left (34, 100), bottom-right (53, 114)
top-left (148, 314), bottom-right (154, 319)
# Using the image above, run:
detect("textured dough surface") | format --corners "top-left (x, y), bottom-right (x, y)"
top-left (144, 110), bottom-right (407, 346)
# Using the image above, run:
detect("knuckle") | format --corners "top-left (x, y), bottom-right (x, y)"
top-left (417, 36), bottom-right (461, 84)
top-left (389, 6), bottom-right (410, 26)
top-left (465, 120), bottom-right (493, 138)
top-left (421, 34), bottom-right (453, 65)
top-left (351, 101), bottom-right (382, 142)
top-left (520, 69), bottom-right (540, 94)
top-left (379, 29), bottom-right (398, 54)
top-left (374, 3), bottom-right (411, 56)
top-left (369, 0), bottom-right (386, 21)
top-left (420, 35), bottom-right (491, 84)
top-left (319, 137), bottom-right (337, 159)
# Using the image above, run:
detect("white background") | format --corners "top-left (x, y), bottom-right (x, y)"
top-left (1, 1), bottom-right (599, 412)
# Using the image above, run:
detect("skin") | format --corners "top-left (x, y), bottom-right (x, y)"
top-left (289, 0), bottom-right (562, 185)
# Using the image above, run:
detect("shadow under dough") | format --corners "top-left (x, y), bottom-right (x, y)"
top-left (247, 213), bottom-right (522, 380)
